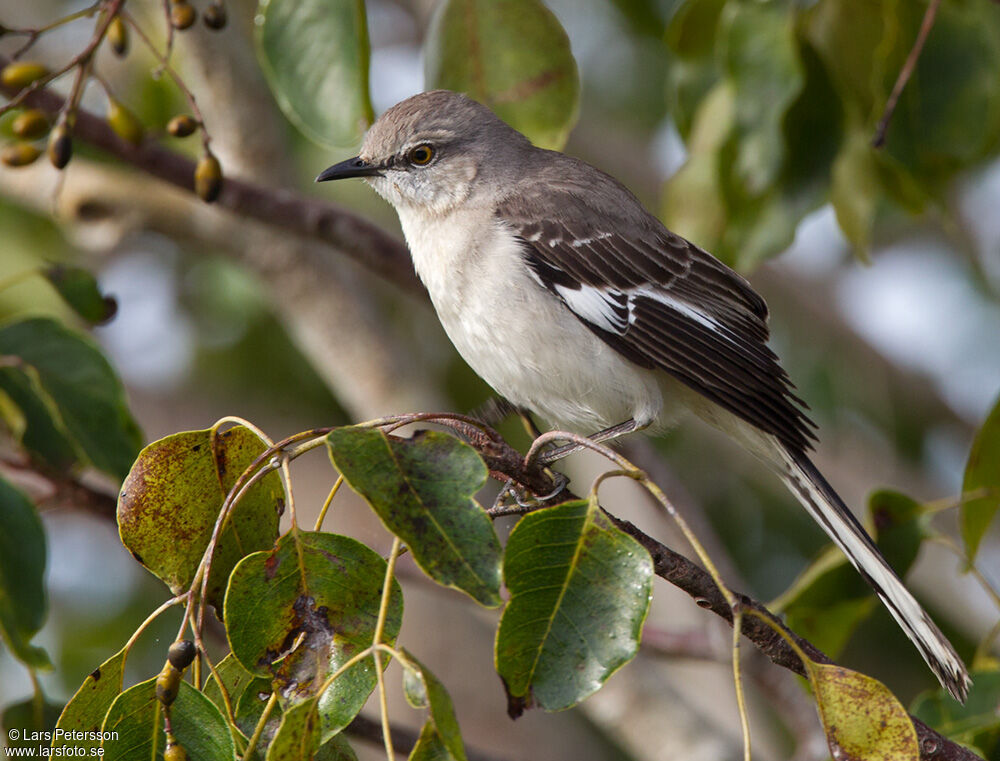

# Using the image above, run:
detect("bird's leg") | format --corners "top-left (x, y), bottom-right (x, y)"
top-left (491, 472), bottom-right (570, 513)
top-left (518, 408), bottom-right (545, 440)
top-left (536, 418), bottom-right (644, 465)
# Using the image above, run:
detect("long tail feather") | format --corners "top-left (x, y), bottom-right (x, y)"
top-left (777, 445), bottom-right (970, 702)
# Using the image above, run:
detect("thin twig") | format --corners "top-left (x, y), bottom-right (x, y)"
top-left (4, 2), bottom-right (102, 60)
top-left (121, 9), bottom-right (212, 149)
top-left (0, 0), bottom-right (125, 118)
top-left (872, 0), bottom-right (943, 147)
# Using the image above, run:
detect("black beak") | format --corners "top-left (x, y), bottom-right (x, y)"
top-left (315, 156), bottom-right (383, 182)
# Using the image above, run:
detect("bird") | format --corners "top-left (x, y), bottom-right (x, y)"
top-left (316, 89), bottom-right (970, 701)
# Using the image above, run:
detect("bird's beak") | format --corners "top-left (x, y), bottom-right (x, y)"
top-left (315, 156), bottom-right (383, 182)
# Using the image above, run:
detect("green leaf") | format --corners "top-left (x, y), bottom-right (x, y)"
top-left (424, 0), bottom-right (579, 150)
top-left (718, 38), bottom-right (842, 269)
top-left (316, 733), bottom-right (358, 761)
top-left (773, 489), bottom-right (925, 657)
top-left (327, 427), bottom-right (502, 607)
top-left (665, 0), bottom-right (726, 61)
top-left (0, 477), bottom-right (50, 668)
top-left (879, 0), bottom-right (1000, 187)
top-left (961, 394), bottom-right (1000, 563)
top-left (0, 366), bottom-right (77, 473)
top-left (2, 698), bottom-right (62, 751)
top-left (235, 677), bottom-right (277, 738)
top-left (806, 661), bottom-right (919, 761)
top-left (101, 679), bottom-right (236, 761)
top-left (399, 651), bottom-right (467, 761)
top-left (0, 317), bottom-right (142, 481)
top-left (495, 499), bottom-right (653, 713)
top-left (661, 82), bottom-right (734, 255)
top-left (117, 425), bottom-right (283, 611)
top-left (663, 0), bottom-right (726, 138)
top-left (868, 489), bottom-right (924, 575)
top-left (203, 652), bottom-right (256, 718)
top-left (266, 697), bottom-right (320, 761)
top-left (720, 0), bottom-right (804, 196)
top-left (911, 670), bottom-right (1000, 757)
top-left (42, 265), bottom-right (117, 325)
top-left (830, 127), bottom-right (881, 255)
top-left (224, 531), bottom-right (402, 741)
top-left (265, 698), bottom-right (356, 761)
top-left (409, 721), bottom-right (458, 761)
top-left (256, 0), bottom-right (373, 148)
top-left (806, 0), bottom-right (1000, 190)
top-left (53, 648), bottom-right (127, 755)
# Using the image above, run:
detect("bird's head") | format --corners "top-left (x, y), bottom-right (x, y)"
top-left (316, 90), bottom-right (531, 215)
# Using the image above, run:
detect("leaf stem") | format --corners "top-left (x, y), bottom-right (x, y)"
top-left (315, 475), bottom-right (344, 531)
top-left (120, 9), bottom-right (213, 150)
top-left (374, 537), bottom-right (402, 761)
top-left (128, 594), bottom-right (186, 653)
top-left (242, 691), bottom-right (278, 761)
top-left (731, 606), bottom-right (751, 761)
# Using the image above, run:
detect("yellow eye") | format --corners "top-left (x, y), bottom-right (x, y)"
top-left (408, 144), bottom-right (434, 166)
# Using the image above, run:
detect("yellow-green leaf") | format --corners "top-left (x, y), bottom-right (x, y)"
top-left (806, 661), bottom-right (919, 761)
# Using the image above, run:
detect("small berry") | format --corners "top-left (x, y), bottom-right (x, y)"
top-left (155, 665), bottom-right (181, 706)
top-left (203, 3), bottom-right (227, 29)
top-left (47, 124), bottom-right (72, 169)
top-left (167, 640), bottom-right (196, 671)
top-left (1, 62), bottom-right (49, 90)
top-left (167, 114), bottom-right (198, 138)
top-left (108, 16), bottom-right (129, 57)
top-left (195, 153), bottom-right (222, 202)
top-left (1, 142), bottom-right (41, 167)
top-left (107, 99), bottom-right (144, 145)
top-left (164, 743), bottom-right (188, 761)
top-left (11, 109), bottom-right (50, 140)
top-left (170, 3), bottom-right (197, 30)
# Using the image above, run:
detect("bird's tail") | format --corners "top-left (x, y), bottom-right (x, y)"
top-left (776, 445), bottom-right (970, 702)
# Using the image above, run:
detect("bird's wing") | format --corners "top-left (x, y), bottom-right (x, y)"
top-left (496, 180), bottom-right (816, 451)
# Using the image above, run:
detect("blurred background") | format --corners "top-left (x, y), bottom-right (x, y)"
top-left (2, 0), bottom-right (999, 758)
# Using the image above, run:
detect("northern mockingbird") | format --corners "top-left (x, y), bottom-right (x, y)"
top-left (317, 89), bottom-right (970, 701)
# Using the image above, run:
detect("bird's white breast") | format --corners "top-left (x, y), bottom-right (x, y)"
top-left (394, 203), bottom-right (667, 433)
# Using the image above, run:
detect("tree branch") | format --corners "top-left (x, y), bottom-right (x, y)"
top-left (445, 420), bottom-right (977, 761)
top-left (0, 53), bottom-right (424, 299)
top-left (0, 455), bottom-right (117, 520)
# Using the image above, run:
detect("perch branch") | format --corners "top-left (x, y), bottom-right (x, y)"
top-left (442, 420), bottom-right (977, 761)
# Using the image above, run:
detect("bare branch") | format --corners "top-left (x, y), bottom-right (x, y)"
top-left (0, 455), bottom-right (117, 519)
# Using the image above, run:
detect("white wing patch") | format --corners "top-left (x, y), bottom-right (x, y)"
top-left (634, 287), bottom-right (723, 332)
top-left (555, 284), bottom-right (629, 334)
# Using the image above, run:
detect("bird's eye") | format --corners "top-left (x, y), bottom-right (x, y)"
top-left (408, 144), bottom-right (435, 166)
